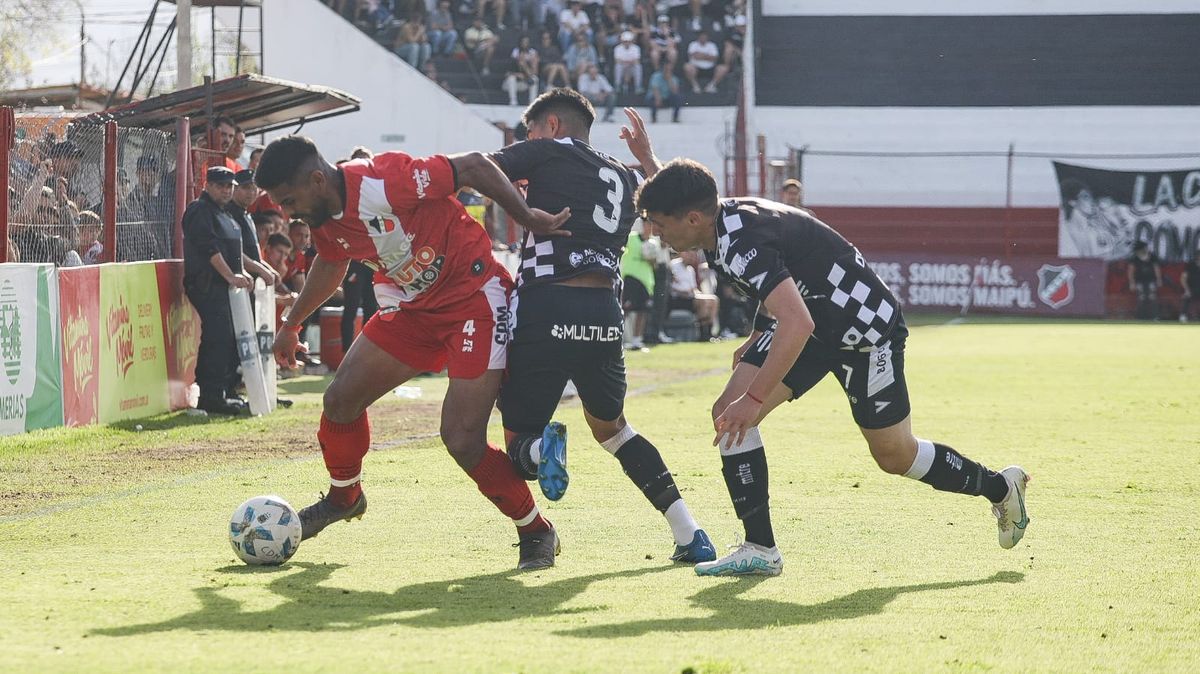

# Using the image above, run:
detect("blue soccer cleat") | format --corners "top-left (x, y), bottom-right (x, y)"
top-left (670, 529), bottom-right (717, 563)
top-left (538, 421), bottom-right (569, 501)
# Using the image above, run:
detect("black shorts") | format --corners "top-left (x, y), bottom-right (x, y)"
top-left (740, 321), bottom-right (911, 429)
top-left (622, 276), bottom-right (651, 311)
top-left (500, 284), bottom-right (627, 434)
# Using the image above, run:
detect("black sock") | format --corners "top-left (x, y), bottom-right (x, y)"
top-left (506, 433), bottom-right (539, 481)
top-left (721, 447), bottom-right (774, 548)
top-left (614, 435), bottom-right (681, 513)
top-left (920, 442), bottom-right (1010, 503)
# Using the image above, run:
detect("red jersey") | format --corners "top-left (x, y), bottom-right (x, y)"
top-left (310, 152), bottom-right (507, 311)
top-left (250, 191), bottom-right (282, 215)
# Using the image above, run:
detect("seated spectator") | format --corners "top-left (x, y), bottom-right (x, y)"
top-left (779, 178), bottom-right (804, 208)
top-left (596, 1), bottom-right (625, 55)
top-left (558, 0), bottom-right (592, 52)
top-left (613, 31), bottom-right (642, 93)
top-left (252, 210), bottom-right (284, 252)
top-left (504, 35), bottom-right (541, 105)
top-left (683, 30), bottom-right (729, 94)
top-left (645, 60), bottom-right (682, 123)
top-left (577, 63), bottom-right (616, 122)
top-left (394, 14), bottom-right (433, 69)
top-left (248, 147), bottom-right (264, 170)
top-left (669, 250), bottom-right (719, 341)
top-left (428, 0), bottom-right (459, 55)
top-left (648, 14), bottom-right (678, 71)
top-left (539, 30), bottom-right (571, 89)
top-left (722, 12), bottom-right (745, 70)
top-left (477, 0), bottom-right (508, 30)
top-left (464, 17), bottom-right (499, 75)
top-left (74, 210), bottom-right (104, 264)
top-left (564, 31), bottom-right (599, 81)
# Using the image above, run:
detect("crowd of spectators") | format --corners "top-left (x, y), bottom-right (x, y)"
top-left (321, 0), bottom-right (747, 119)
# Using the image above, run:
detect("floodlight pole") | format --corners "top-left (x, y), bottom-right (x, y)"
top-left (177, 0), bottom-right (193, 91)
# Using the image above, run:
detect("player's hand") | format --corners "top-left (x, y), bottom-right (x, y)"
top-left (713, 394), bottom-right (763, 449)
top-left (272, 327), bottom-right (307, 369)
top-left (732, 332), bottom-right (760, 370)
top-left (523, 207), bottom-right (572, 237)
top-left (619, 108), bottom-right (658, 173)
top-left (229, 273), bottom-right (253, 289)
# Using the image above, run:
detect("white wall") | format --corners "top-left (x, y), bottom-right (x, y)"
top-left (262, 0), bottom-right (501, 158)
top-left (753, 107), bottom-right (1200, 207)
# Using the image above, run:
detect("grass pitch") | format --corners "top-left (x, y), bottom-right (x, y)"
top-left (1, 317), bottom-right (1197, 673)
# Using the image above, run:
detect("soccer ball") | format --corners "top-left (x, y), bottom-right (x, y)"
top-left (229, 495), bottom-right (302, 566)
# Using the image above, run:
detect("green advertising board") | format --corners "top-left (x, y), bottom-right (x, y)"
top-left (0, 264), bottom-right (63, 435)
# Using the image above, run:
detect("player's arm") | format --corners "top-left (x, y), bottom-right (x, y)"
top-left (447, 152), bottom-right (571, 237)
top-left (273, 254), bottom-right (350, 368)
top-left (619, 107), bottom-right (662, 177)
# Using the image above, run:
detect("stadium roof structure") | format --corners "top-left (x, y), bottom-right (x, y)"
top-left (79, 74), bottom-right (360, 136)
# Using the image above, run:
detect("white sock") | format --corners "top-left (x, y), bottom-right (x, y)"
top-left (665, 499), bottom-right (699, 546)
top-left (904, 438), bottom-right (936, 480)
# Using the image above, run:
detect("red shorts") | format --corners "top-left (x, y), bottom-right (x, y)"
top-left (361, 274), bottom-right (512, 379)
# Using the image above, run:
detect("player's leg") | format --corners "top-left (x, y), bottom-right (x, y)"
top-left (846, 338), bottom-right (1030, 549)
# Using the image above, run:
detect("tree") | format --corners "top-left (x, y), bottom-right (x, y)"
top-left (0, 0), bottom-right (68, 90)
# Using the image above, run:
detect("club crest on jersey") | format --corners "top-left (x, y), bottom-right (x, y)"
top-left (365, 214), bottom-right (399, 234)
top-left (413, 168), bottom-right (431, 199)
top-left (1036, 264), bottom-right (1075, 309)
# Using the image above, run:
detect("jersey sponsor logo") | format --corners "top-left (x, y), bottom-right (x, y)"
top-left (729, 248), bottom-right (757, 276)
top-left (550, 324), bottom-right (622, 342)
top-left (748, 271), bottom-right (767, 289)
top-left (412, 168), bottom-right (431, 199)
top-left (874, 401), bottom-right (891, 413)
top-left (1036, 264), bottom-right (1076, 309)
top-left (373, 245), bottom-right (445, 296)
top-left (866, 345), bottom-right (895, 398)
top-left (566, 248), bottom-right (618, 270)
top-left (493, 306), bottom-right (510, 345)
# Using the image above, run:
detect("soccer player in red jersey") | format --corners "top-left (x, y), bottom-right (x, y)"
top-left (256, 136), bottom-right (570, 568)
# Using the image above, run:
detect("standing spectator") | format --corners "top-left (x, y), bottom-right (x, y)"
top-left (48, 140), bottom-right (99, 212)
top-left (227, 169), bottom-right (281, 287)
top-left (341, 260), bottom-right (379, 354)
top-left (182, 166), bottom-right (252, 415)
top-left (621, 221), bottom-right (658, 351)
top-left (538, 30), bottom-right (571, 89)
top-left (248, 147), bottom-right (264, 171)
top-left (648, 14), bottom-right (678, 71)
top-left (612, 31), bottom-right (642, 94)
top-left (564, 31), bottom-right (599, 81)
top-left (558, 0), bottom-right (592, 51)
top-left (683, 31), bottom-right (729, 94)
top-left (779, 178), bottom-right (804, 208)
top-left (263, 232), bottom-right (293, 279)
top-left (577, 63), bottom-right (616, 122)
top-left (464, 17), bottom-right (499, 75)
top-left (284, 219), bottom-right (313, 295)
top-left (1128, 241), bottom-right (1162, 320)
top-left (118, 155), bottom-right (169, 261)
top-left (478, 0), bottom-right (508, 30)
top-left (504, 35), bottom-right (541, 105)
top-left (645, 60), bottom-right (682, 123)
top-left (394, 14), bottom-right (433, 70)
top-left (428, 0), bottom-right (459, 55)
top-left (227, 127), bottom-right (247, 169)
top-left (1181, 255), bottom-right (1200, 322)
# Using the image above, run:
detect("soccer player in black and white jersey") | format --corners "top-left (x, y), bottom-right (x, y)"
top-left (636, 158), bottom-right (1031, 577)
top-left (490, 90), bottom-right (717, 564)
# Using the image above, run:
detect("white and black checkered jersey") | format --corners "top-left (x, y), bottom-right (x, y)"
top-left (707, 198), bottom-right (903, 350)
top-left (490, 137), bottom-right (643, 287)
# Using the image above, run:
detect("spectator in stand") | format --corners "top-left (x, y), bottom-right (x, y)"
top-left (1128, 241), bottom-right (1161, 320)
top-left (478, 0), bottom-right (508, 30)
top-left (464, 17), bottom-right (498, 75)
top-left (558, 0), bottom-right (592, 51)
top-left (248, 147), bottom-right (264, 171)
top-left (564, 31), bottom-right (599, 82)
top-left (670, 250), bottom-right (719, 341)
top-left (46, 140), bottom-right (99, 212)
top-left (722, 13), bottom-right (745, 70)
top-left (182, 166), bottom-right (252, 415)
top-left (227, 127), bottom-right (247, 170)
top-left (779, 178), bottom-right (804, 208)
top-left (621, 220), bottom-right (658, 351)
top-left (645, 60), bottom-right (682, 123)
top-left (538, 30), bottom-right (571, 89)
top-left (118, 155), bottom-right (169, 261)
top-left (1181, 255), bottom-right (1200, 322)
top-left (577, 63), bottom-right (616, 122)
top-left (227, 169), bottom-right (281, 287)
top-left (394, 13), bottom-right (433, 70)
top-left (596, 2), bottom-right (625, 57)
top-left (252, 210), bottom-right (280, 252)
top-left (428, 0), bottom-right (459, 55)
top-left (264, 232), bottom-right (293, 278)
top-left (76, 211), bottom-right (104, 265)
top-left (508, 0), bottom-right (540, 32)
top-left (504, 35), bottom-right (541, 105)
top-left (341, 259), bottom-right (379, 354)
top-left (648, 14), bottom-right (678, 72)
top-left (284, 219), bottom-right (313, 295)
top-left (683, 31), bottom-right (729, 94)
top-left (613, 31), bottom-right (643, 94)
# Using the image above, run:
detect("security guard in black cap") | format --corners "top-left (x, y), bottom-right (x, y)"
top-left (183, 166), bottom-right (251, 415)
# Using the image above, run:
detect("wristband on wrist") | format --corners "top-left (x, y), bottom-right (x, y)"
top-left (753, 314), bottom-right (775, 332)
top-left (745, 391), bottom-right (764, 405)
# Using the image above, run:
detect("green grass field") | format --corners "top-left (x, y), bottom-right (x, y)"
top-left (2, 318), bottom-right (1197, 673)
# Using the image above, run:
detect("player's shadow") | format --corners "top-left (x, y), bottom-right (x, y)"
top-left (558, 570), bottom-right (1024, 638)
top-left (90, 561), bottom-right (673, 637)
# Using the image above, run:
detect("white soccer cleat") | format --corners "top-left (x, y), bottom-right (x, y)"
top-left (992, 466), bottom-right (1031, 549)
top-left (694, 541), bottom-right (783, 577)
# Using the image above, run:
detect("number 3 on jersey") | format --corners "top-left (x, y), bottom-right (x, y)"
top-left (592, 167), bottom-right (624, 233)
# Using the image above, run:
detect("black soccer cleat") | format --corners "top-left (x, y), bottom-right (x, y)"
top-left (298, 491), bottom-right (368, 541)
top-left (515, 526), bottom-right (560, 570)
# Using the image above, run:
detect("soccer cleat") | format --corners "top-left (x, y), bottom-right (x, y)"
top-left (298, 491), bottom-right (367, 541)
top-left (670, 529), bottom-right (717, 563)
top-left (695, 541), bottom-right (783, 577)
top-left (515, 526), bottom-right (560, 570)
top-left (538, 421), bottom-right (569, 501)
top-left (992, 466), bottom-right (1031, 549)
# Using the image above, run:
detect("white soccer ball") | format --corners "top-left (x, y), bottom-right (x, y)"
top-left (229, 495), bottom-right (302, 566)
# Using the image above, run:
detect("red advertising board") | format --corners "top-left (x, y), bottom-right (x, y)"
top-left (865, 253), bottom-right (1108, 317)
top-left (155, 261), bottom-right (199, 410)
top-left (58, 267), bottom-right (101, 426)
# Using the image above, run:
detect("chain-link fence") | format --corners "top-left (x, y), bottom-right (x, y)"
top-left (116, 126), bottom-right (179, 261)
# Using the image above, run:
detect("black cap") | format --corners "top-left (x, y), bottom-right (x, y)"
top-left (206, 166), bottom-right (237, 185)
top-left (50, 140), bottom-right (83, 158)
top-left (234, 168), bottom-right (255, 185)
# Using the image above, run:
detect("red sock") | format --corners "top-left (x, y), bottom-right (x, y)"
top-left (317, 412), bottom-right (370, 507)
top-left (468, 443), bottom-right (550, 534)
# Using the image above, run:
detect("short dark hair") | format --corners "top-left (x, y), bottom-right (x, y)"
top-left (522, 88), bottom-right (595, 130)
top-left (349, 145), bottom-right (374, 160)
top-left (636, 158), bottom-right (719, 217)
top-left (267, 232), bottom-right (292, 249)
top-left (256, 136), bottom-right (322, 190)
top-left (213, 115), bottom-right (237, 131)
top-left (249, 147), bottom-right (264, 159)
